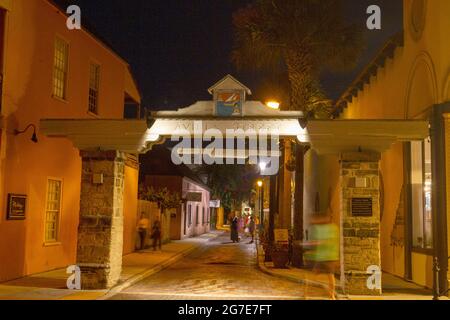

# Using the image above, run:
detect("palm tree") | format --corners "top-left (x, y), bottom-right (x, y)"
top-left (232, 0), bottom-right (365, 262)
top-left (232, 0), bottom-right (364, 114)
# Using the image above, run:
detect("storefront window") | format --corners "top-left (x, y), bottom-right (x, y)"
top-left (410, 138), bottom-right (433, 249)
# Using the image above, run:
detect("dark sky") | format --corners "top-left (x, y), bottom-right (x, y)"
top-left (55, 0), bottom-right (403, 110)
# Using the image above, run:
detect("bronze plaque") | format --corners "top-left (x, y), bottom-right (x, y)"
top-left (351, 198), bottom-right (373, 217)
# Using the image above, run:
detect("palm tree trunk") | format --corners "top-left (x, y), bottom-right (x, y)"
top-left (284, 50), bottom-right (314, 112)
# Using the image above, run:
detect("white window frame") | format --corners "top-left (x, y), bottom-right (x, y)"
top-left (88, 61), bottom-right (101, 114)
top-left (44, 178), bottom-right (63, 245)
top-left (52, 36), bottom-right (69, 101)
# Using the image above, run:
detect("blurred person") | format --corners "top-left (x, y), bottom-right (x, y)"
top-left (247, 216), bottom-right (256, 244)
top-left (303, 212), bottom-right (339, 300)
top-left (151, 219), bottom-right (162, 251)
top-left (231, 215), bottom-right (239, 243)
top-left (136, 212), bottom-right (150, 250)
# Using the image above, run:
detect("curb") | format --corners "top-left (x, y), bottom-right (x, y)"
top-left (98, 232), bottom-right (221, 300)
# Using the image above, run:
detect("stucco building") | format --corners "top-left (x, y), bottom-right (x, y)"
top-left (304, 0), bottom-right (450, 295)
top-left (0, 0), bottom-right (141, 282)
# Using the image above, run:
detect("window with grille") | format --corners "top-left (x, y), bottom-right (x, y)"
top-left (52, 37), bottom-right (69, 100)
top-left (45, 179), bottom-right (62, 243)
top-left (88, 63), bottom-right (100, 114)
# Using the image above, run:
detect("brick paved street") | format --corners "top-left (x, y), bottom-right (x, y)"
top-left (109, 233), bottom-right (329, 300)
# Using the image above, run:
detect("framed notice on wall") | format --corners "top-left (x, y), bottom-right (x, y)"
top-left (6, 194), bottom-right (27, 220)
top-left (351, 197), bottom-right (373, 217)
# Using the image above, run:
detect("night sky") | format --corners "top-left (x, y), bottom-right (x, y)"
top-left (55, 0), bottom-right (403, 110)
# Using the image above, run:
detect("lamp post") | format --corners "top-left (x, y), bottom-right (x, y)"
top-left (257, 180), bottom-right (264, 231)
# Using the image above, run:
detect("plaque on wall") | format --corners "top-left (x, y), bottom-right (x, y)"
top-left (351, 197), bottom-right (373, 217)
top-left (6, 194), bottom-right (27, 220)
top-left (274, 229), bottom-right (289, 244)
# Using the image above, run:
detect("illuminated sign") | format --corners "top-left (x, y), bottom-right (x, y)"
top-left (216, 91), bottom-right (243, 117)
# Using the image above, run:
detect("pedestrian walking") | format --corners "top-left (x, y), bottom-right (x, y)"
top-left (247, 216), bottom-right (256, 244)
top-left (136, 213), bottom-right (149, 250)
top-left (230, 216), bottom-right (239, 243)
top-left (303, 212), bottom-right (339, 300)
top-left (151, 219), bottom-right (162, 251)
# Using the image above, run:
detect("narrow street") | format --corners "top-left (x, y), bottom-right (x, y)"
top-left (109, 233), bottom-right (329, 300)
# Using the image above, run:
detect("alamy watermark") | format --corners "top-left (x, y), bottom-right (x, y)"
top-left (170, 121), bottom-right (280, 176)
top-left (366, 265), bottom-right (382, 290)
top-left (66, 5), bottom-right (382, 32)
top-left (66, 265), bottom-right (81, 290)
top-left (66, 5), bottom-right (81, 30)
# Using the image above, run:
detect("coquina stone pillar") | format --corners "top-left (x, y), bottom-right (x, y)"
top-left (77, 150), bottom-right (125, 290)
top-left (278, 139), bottom-right (293, 229)
top-left (341, 152), bottom-right (382, 295)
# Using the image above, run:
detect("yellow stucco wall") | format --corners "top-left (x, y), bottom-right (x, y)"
top-left (338, 0), bottom-right (450, 288)
top-left (379, 143), bottom-right (405, 278)
top-left (122, 165), bottom-right (139, 255)
top-left (0, 0), bottom-right (141, 282)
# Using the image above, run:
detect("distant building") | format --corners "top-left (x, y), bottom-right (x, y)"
top-left (140, 145), bottom-right (211, 240)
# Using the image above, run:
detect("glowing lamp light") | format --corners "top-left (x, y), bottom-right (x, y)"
top-left (259, 162), bottom-right (267, 171)
top-left (257, 180), bottom-right (263, 188)
top-left (266, 101), bottom-right (280, 110)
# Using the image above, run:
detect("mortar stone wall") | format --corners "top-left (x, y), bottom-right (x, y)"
top-left (341, 152), bottom-right (382, 295)
top-left (77, 150), bottom-right (125, 289)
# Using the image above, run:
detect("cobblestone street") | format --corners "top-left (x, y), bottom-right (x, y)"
top-left (109, 233), bottom-right (329, 300)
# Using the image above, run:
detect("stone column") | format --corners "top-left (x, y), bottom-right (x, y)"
top-left (77, 150), bottom-right (125, 290)
top-left (444, 114), bottom-right (450, 294)
top-left (278, 140), bottom-right (293, 229)
top-left (341, 152), bottom-right (382, 295)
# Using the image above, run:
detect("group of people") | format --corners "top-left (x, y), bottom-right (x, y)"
top-left (136, 213), bottom-right (162, 251)
top-left (230, 215), bottom-right (256, 244)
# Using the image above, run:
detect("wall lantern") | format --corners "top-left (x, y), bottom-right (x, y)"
top-left (14, 124), bottom-right (38, 143)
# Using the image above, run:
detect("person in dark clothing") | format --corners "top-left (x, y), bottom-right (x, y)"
top-left (151, 219), bottom-right (162, 251)
top-left (247, 216), bottom-right (256, 244)
top-left (231, 216), bottom-right (239, 243)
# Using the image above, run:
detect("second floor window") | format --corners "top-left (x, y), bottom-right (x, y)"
top-left (88, 63), bottom-right (100, 114)
top-left (52, 37), bottom-right (69, 100)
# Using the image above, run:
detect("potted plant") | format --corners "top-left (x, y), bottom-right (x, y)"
top-left (259, 230), bottom-right (273, 262)
top-left (271, 243), bottom-right (289, 268)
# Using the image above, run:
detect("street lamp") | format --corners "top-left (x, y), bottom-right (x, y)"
top-left (257, 180), bottom-right (264, 231)
top-left (266, 101), bottom-right (280, 110)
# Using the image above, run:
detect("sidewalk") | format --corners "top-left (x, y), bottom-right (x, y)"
top-left (0, 231), bottom-right (222, 300)
top-left (256, 243), bottom-right (446, 300)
